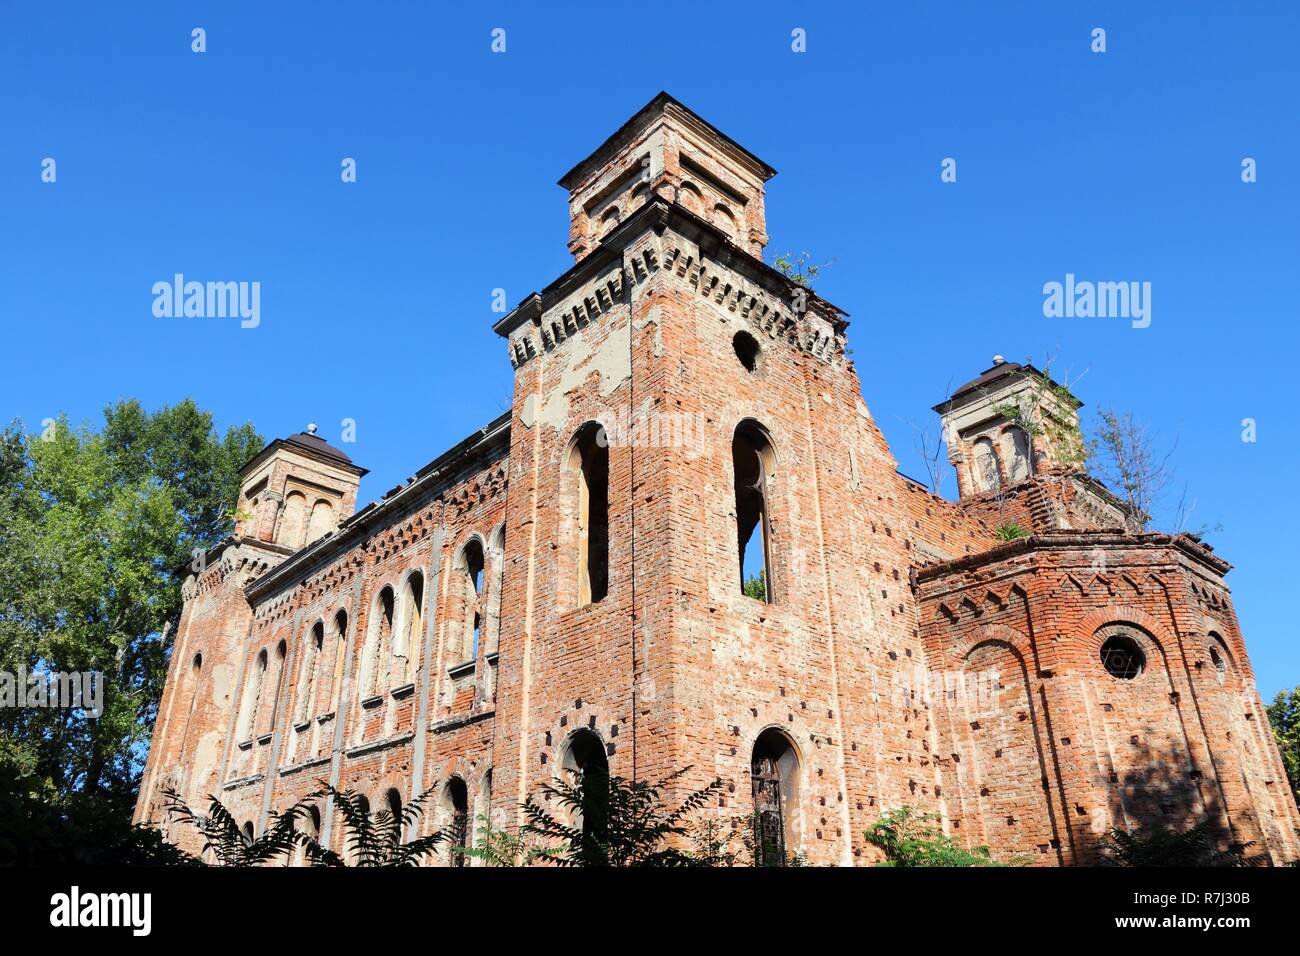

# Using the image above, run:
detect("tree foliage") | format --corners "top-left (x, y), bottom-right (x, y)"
top-left (163, 782), bottom-right (444, 867)
top-left (0, 758), bottom-right (194, 866)
top-left (1097, 819), bottom-right (1259, 867)
top-left (0, 403), bottom-right (261, 805)
top-left (521, 767), bottom-right (723, 867)
top-left (864, 806), bottom-right (1009, 867)
top-left (1267, 687), bottom-right (1300, 808)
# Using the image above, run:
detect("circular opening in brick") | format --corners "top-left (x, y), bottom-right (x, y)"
top-left (1100, 634), bottom-right (1144, 680)
top-left (733, 331), bottom-right (761, 372)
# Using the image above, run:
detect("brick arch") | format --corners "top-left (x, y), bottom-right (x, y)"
top-left (950, 622), bottom-right (1032, 665)
top-left (945, 624), bottom-right (1064, 864)
top-left (1074, 604), bottom-right (1176, 658)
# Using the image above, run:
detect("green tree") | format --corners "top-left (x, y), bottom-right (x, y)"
top-left (0, 402), bottom-right (261, 806)
top-left (1267, 687), bottom-right (1300, 808)
top-left (0, 760), bottom-right (193, 866)
top-left (864, 806), bottom-right (1009, 867)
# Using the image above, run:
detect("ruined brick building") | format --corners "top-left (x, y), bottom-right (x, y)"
top-left (135, 93), bottom-right (1300, 866)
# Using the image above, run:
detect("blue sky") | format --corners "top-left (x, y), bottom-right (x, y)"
top-left (2, 2), bottom-right (1296, 696)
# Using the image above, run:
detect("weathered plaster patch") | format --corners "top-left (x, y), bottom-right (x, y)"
top-left (538, 313), bottom-right (631, 432)
top-left (634, 303), bottom-right (664, 358)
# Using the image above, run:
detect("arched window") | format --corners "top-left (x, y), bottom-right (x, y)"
top-left (350, 795), bottom-right (371, 865)
top-left (294, 804), bottom-right (322, 867)
top-left (238, 648), bottom-right (268, 741)
top-left (560, 729), bottom-right (610, 849)
top-left (179, 653), bottom-right (203, 752)
top-left (306, 498), bottom-right (335, 544)
top-left (384, 788), bottom-right (404, 843)
top-left (1207, 632), bottom-right (1233, 685)
top-left (394, 572), bottom-right (424, 685)
top-left (242, 821), bottom-right (255, 845)
top-left (751, 728), bottom-right (800, 866)
top-left (323, 609), bottom-right (347, 714)
top-left (1005, 426), bottom-right (1033, 482)
top-left (569, 424), bottom-right (609, 606)
top-left (973, 437), bottom-right (1003, 492)
top-left (456, 542), bottom-right (485, 663)
top-left (733, 331), bottom-right (761, 372)
top-left (361, 587), bottom-right (395, 698)
top-left (295, 622), bottom-right (325, 724)
top-left (598, 205), bottom-right (621, 238)
top-left (733, 421), bottom-right (776, 603)
top-left (445, 778), bottom-right (469, 867)
top-left (486, 526), bottom-right (505, 657)
top-left (258, 639), bottom-right (288, 736)
top-left (677, 181), bottom-right (703, 215)
top-left (712, 203), bottom-right (738, 239)
top-left (472, 769), bottom-right (493, 859)
top-left (279, 492), bottom-right (307, 548)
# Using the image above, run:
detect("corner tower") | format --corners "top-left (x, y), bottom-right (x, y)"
top-left (492, 93), bottom-right (939, 866)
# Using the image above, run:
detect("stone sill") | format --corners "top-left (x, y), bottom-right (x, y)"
top-left (447, 659), bottom-right (476, 680)
top-left (223, 773), bottom-right (264, 791)
top-left (346, 731), bottom-right (414, 758)
top-left (431, 707), bottom-right (495, 735)
top-left (360, 694), bottom-right (383, 710)
top-left (279, 754), bottom-right (332, 778)
top-left (391, 682), bottom-right (416, 700)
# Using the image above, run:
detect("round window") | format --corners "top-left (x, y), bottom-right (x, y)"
top-left (1100, 634), bottom-right (1144, 680)
top-left (733, 331), bottom-right (761, 372)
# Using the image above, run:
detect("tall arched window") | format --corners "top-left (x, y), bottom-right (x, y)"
top-left (384, 788), bottom-right (404, 843)
top-left (598, 205), bottom-right (621, 238)
top-left (472, 769), bottom-right (493, 860)
top-left (294, 804), bottom-right (322, 867)
top-left (238, 648), bottom-right (268, 741)
top-left (394, 572), bottom-right (424, 685)
top-left (569, 424), bottom-right (609, 606)
top-left (349, 795), bottom-right (371, 865)
top-left (445, 778), bottom-right (469, 867)
top-left (1005, 425), bottom-right (1032, 482)
top-left (560, 729), bottom-right (610, 850)
top-left (361, 587), bottom-right (395, 698)
top-left (324, 609), bottom-right (348, 714)
top-left (487, 526), bottom-right (505, 656)
top-left (733, 421), bottom-right (776, 603)
top-left (279, 492), bottom-right (307, 548)
top-left (179, 653), bottom-right (203, 752)
top-left (973, 436), bottom-right (1003, 492)
top-left (751, 728), bottom-right (800, 866)
top-left (306, 498), bottom-right (335, 543)
top-left (712, 203), bottom-right (738, 239)
top-left (295, 622), bottom-right (324, 724)
top-left (456, 542), bottom-right (485, 663)
top-left (257, 639), bottom-right (288, 736)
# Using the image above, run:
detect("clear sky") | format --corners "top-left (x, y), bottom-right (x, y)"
top-left (2, 2), bottom-right (1296, 696)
